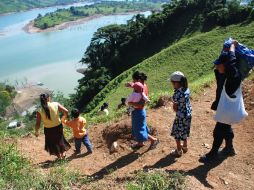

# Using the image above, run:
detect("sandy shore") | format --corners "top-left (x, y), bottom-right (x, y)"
top-left (23, 14), bottom-right (103, 33)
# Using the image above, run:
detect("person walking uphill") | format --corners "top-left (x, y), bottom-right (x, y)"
top-left (169, 71), bottom-right (192, 157)
top-left (35, 93), bottom-right (71, 159)
top-left (126, 71), bottom-right (159, 150)
top-left (200, 40), bottom-right (248, 163)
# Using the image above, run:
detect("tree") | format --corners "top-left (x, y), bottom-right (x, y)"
top-left (42, 22), bottom-right (48, 29)
top-left (37, 13), bottom-right (42, 19)
top-left (0, 90), bottom-right (11, 115)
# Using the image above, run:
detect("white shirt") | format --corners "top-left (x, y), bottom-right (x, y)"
top-left (126, 92), bottom-right (149, 104)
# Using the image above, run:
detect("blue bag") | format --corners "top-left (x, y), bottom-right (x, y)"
top-left (224, 38), bottom-right (254, 79)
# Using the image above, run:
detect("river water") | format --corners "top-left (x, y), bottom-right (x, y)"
top-left (0, 2), bottom-right (149, 95)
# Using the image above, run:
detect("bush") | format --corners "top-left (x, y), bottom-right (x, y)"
top-left (0, 138), bottom-right (81, 189)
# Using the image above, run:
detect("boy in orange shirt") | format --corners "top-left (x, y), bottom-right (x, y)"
top-left (62, 108), bottom-right (93, 154)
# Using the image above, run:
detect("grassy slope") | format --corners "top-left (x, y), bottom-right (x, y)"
top-left (86, 21), bottom-right (254, 117)
top-left (0, 0), bottom-right (83, 14)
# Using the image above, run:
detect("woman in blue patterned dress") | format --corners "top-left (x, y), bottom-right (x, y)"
top-left (169, 71), bottom-right (192, 157)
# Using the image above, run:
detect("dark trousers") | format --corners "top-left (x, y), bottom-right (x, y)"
top-left (74, 135), bottom-right (92, 152)
top-left (208, 122), bottom-right (234, 156)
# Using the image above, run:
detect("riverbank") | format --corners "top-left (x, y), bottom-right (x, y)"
top-left (24, 1), bottom-right (159, 33)
top-left (23, 14), bottom-right (103, 33)
top-left (23, 11), bottom-right (144, 33)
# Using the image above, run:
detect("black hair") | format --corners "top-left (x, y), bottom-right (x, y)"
top-left (71, 108), bottom-right (80, 118)
top-left (132, 71), bottom-right (141, 81)
top-left (121, 98), bottom-right (126, 103)
top-left (180, 76), bottom-right (188, 90)
top-left (132, 71), bottom-right (148, 82)
top-left (40, 93), bottom-right (51, 120)
top-left (101, 102), bottom-right (109, 111)
top-left (139, 72), bottom-right (147, 82)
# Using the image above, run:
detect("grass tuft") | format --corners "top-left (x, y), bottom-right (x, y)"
top-left (126, 170), bottom-right (185, 190)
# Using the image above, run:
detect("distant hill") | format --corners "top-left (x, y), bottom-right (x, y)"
top-left (0, 0), bottom-right (85, 14)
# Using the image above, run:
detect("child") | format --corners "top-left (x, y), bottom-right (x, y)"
top-left (125, 82), bottom-right (149, 113)
top-left (62, 108), bottom-right (93, 154)
top-left (169, 71), bottom-right (192, 157)
top-left (98, 102), bottom-right (109, 116)
top-left (117, 98), bottom-right (127, 109)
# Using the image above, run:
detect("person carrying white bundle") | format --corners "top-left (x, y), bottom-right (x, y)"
top-left (200, 39), bottom-right (248, 163)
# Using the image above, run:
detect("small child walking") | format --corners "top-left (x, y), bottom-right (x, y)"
top-left (62, 108), bottom-right (93, 154)
top-left (169, 71), bottom-right (192, 157)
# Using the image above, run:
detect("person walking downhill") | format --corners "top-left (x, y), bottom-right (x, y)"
top-left (62, 108), bottom-right (93, 155)
top-left (199, 40), bottom-right (248, 163)
top-left (169, 71), bottom-right (192, 157)
top-left (35, 93), bottom-right (71, 159)
top-left (126, 71), bottom-right (159, 150)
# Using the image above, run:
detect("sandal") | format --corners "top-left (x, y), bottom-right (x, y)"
top-left (149, 139), bottom-right (159, 150)
top-left (131, 143), bottom-right (144, 150)
top-left (182, 146), bottom-right (188, 153)
top-left (170, 149), bottom-right (183, 157)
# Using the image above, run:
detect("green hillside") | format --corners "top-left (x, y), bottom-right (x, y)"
top-left (73, 0), bottom-right (254, 112)
top-left (0, 0), bottom-right (84, 14)
top-left (86, 21), bottom-right (254, 117)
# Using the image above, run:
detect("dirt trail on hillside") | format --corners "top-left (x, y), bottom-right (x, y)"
top-left (17, 79), bottom-right (254, 190)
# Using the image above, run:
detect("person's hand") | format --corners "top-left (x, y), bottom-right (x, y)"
top-left (232, 40), bottom-right (238, 47)
top-left (125, 82), bottom-right (133, 87)
top-left (35, 129), bottom-right (39, 137)
top-left (173, 102), bottom-right (177, 112)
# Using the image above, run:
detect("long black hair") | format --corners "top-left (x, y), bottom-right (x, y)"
top-left (40, 93), bottom-right (51, 120)
top-left (180, 76), bottom-right (188, 90)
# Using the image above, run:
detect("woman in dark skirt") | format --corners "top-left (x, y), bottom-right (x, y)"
top-left (35, 93), bottom-right (71, 159)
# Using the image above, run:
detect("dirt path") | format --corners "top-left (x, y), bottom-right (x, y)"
top-left (17, 80), bottom-right (254, 190)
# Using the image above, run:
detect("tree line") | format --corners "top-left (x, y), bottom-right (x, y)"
top-left (72, 0), bottom-right (254, 112)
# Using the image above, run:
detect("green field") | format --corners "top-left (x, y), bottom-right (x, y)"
top-left (34, 1), bottom-right (162, 29)
top-left (85, 21), bottom-right (254, 117)
top-left (0, 0), bottom-right (85, 14)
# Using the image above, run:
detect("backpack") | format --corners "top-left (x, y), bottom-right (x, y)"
top-left (224, 38), bottom-right (254, 79)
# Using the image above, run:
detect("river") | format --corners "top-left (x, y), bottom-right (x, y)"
top-left (0, 2), bottom-right (150, 95)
